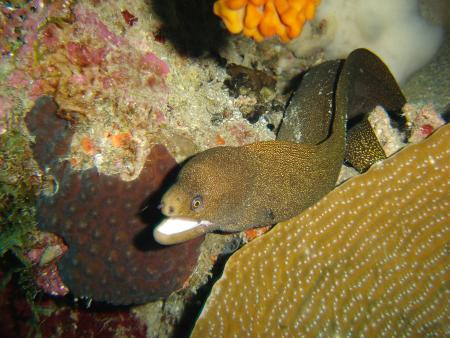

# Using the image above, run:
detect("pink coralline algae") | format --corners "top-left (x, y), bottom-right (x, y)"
top-left (26, 232), bottom-right (69, 297)
top-left (0, 0), bottom-right (72, 57)
top-left (142, 52), bottom-right (170, 77)
top-left (0, 1), bottom-right (41, 56)
top-left (74, 5), bottom-right (124, 47)
top-left (35, 264), bottom-right (69, 297)
top-left (66, 42), bottom-right (108, 67)
top-left (25, 97), bottom-right (203, 305)
top-left (6, 2), bottom-right (169, 120)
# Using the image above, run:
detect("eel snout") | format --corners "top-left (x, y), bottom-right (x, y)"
top-left (155, 186), bottom-right (215, 245)
top-left (159, 185), bottom-right (190, 218)
top-left (159, 200), bottom-right (176, 216)
top-left (153, 218), bottom-right (213, 245)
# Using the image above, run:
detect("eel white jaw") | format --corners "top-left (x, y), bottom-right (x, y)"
top-left (153, 217), bottom-right (214, 245)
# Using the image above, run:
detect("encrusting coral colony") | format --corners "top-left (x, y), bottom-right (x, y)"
top-left (24, 97), bottom-right (203, 304)
top-left (213, 0), bottom-right (321, 41)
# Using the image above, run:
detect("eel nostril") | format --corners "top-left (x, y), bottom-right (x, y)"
top-left (157, 203), bottom-right (164, 210)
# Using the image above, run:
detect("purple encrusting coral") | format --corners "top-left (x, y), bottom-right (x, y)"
top-left (25, 97), bottom-right (203, 305)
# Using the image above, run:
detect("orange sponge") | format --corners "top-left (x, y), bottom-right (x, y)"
top-left (213, 0), bottom-right (321, 42)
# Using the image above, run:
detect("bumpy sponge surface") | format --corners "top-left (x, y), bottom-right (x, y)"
top-left (213, 0), bottom-right (321, 42)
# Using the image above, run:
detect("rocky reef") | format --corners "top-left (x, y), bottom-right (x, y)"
top-left (1, 0), bottom-right (448, 336)
top-left (192, 123), bottom-right (450, 337)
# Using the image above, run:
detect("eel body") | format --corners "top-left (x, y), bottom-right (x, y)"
top-left (154, 49), bottom-right (404, 244)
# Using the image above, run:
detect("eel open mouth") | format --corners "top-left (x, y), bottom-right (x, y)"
top-left (153, 217), bottom-right (214, 245)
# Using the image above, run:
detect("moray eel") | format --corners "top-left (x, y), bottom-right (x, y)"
top-left (154, 49), bottom-right (404, 245)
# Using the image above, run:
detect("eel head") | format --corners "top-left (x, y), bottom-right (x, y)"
top-left (154, 146), bottom-right (253, 244)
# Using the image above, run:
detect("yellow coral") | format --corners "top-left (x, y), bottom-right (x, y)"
top-left (192, 124), bottom-right (450, 336)
top-left (213, 0), bottom-right (321, 42)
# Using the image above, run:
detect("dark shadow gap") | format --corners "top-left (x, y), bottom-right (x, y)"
top-left (148, 0), bottom-right (228, 57)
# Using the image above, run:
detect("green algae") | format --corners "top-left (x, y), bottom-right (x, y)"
top-left (0, 130), bottom-right (45, 338)
top-left (0, 126), bottom-right (45, 336)
top-left (0, 128), bottom-right (38, 258)
top-left (0, 127), bottom-right (40, 311)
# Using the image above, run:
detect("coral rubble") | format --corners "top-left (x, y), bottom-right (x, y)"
top-left (25, 97), bottom-right (203, 305)
top-left (192, 123), bottom-right (450, 337)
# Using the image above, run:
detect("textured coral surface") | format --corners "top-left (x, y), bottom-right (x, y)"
top-left (192, 124), bottom-right (450, 337)
top-left (25, 97), bottom-right (203, 305)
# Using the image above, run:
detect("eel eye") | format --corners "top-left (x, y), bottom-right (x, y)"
top-left (191, 195), bottom-right (203, 211)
